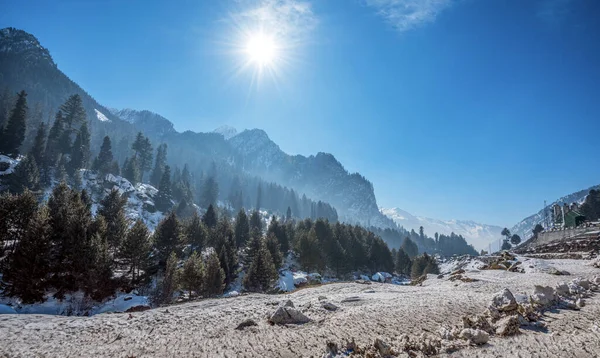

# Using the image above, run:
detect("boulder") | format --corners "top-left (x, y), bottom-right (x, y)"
top-left (321, 301), bottom-right (339, 311)
top-left (282, 299), bottom-right (294, 308)
top-left (491, 288), bottom-right (517, 312)
top-left (462, 314), bottom-right (493, 333)
top-left (235, 319), bottom-right (258, 330)
top-left (577, 279), bottom-right (590, 290)
top-left (374, 338), bottom-right (393, 356)
top-left (530, 285), bottom-right (557, 307)
top-left (269, 306), bottom-right (311, 325)
top-left (568, 281), bottom-right (585, 296)
top-left (495, 316), bottom-right (520, 336)
top-left (555, 282), bottom-right (570, 296)
top-left (459, 328), bottom-right (489, 345)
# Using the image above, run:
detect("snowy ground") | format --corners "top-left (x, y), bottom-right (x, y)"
top-left (1, 258), bottom-right (599, 357)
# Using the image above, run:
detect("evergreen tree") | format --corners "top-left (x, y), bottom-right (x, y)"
top-left (265, 232), bottom-right (283, 270)
top-left (203, 251), bottom-right (225, 297)
top-left (122, 156), bottom-right (141, 185)
top-left (9, 154), bottom-right (39, 193)
top-left (60, 94), bottom-right (86, 131)
top-left (98, 189), bottom-right (129, 252)
top-left (0, 90), bottom-right (27, 157)
top-left (150, 143), bottom-right (168, 188)
top-left (394, 248), bottom-right (412, 276)
top-left (401, 237), bottom-right (419, 258)
top-left (255, 183), bottom-right (262, 210)
top-left (286, 206), bottom-right (292, 222)
top-left (121, 219), bottom-right (153, 285)
top-left (267, 216), bottom-right (289, 253)
top-left (85, 227), bottom-right (114, 300)
top-left (501, 228), bottom-right (511, 243)
top-left (69, 121), bottom-right (91, 172)
top-left (532, 224), bottom-right (544, 238)
top-left (153, 212), bottom-right (183, 270)
top-left (2, 205), bottom-right (52, 303)
top-left (202, 204), bottom-right (218, 229)
top-left (92, 136), bottom-right (116, 177)
top-left (185, 211), bottom-right (208, 252)
top-left (155, 165), bottom-right (173, 212)
top-left (181, 251), bottom-right (204, 298)
top-left (249, 210), bottom-right (262, 232)
top-left (234, 209), bottom-right (250, 248)
top-left (29, 121), bottom-right (47, 173)
top-left (45, 111), bottom-right (64, 167)
top-left (200, 176), bottom-right (219, 208)
top-left (0, 190), bottom-right (38, 265)
top-left (297, 228), bottom-right (325, 272)
top-left (510, 234), bottom-right (522, 246)
top-left (131, 133), bottom-right (153, 181)
top-left (501, 240), bottom-right (512, 251)
top-left (243, 240), bottom-right (278, 293)
top-left (158, 252), bottom-right (179, 304)
top-left (245, 228), bottom-right (263, 266)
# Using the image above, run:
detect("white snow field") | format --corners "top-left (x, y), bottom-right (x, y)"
top-left (1, 258), bottom-right (599, 357)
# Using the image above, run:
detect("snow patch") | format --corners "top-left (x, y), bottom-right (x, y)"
top-left (94, 109), bottom-right (110, 122)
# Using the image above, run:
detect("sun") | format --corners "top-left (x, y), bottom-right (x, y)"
top-left (245, 32), bottom-right (278, 67)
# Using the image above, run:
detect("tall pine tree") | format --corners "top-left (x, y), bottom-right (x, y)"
top-left (155, 165), bottom-right (173, 212)
top-left (0, 90), bottom-right (27, 157)
top-left (150, 143), bottom-right (167, 187)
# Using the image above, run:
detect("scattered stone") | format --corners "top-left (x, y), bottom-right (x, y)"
top-left (318, 295), bottom-right (327, 301)
top-left (354, 279), bottom-right (371, 285)
top-left (555, 282), bottom-right (570, 296)
top-left (341, 296), bottom-right (361, 303)
top-left (411, 275), bottom-right (427, 286)
top-left (374, 338), bottom-right (393, 356)
top-left (576, 298), bottom-right (585, 308)
top-left (491, 288), bottom-right (518, 312)
top-left (235, 319), bottom-right (258, 330)
top-left (451, 269), bottom-right (466, 276)
top-left (530, 285), bottom-right (557, 308)
top-left (462, 314), bottom-right (493, 334)
top-left (437, 274), bottom-right (444, 279)
top-left (495, 316), bottom-right (520, 336)
top-left (577, 279), bottom-right (590, 290)
top-left (268, 306), bottom-right (311, 325)
top-left (325, 341), bottom-right (339, 357)
top-left (321, 301), bottom-right (338, 311)
top-left (124, 305), bottom-right (151, 313)
top-left (282, 300), bottom-right (294, 308)
top-left (459, 328), bottom-right (489, 345)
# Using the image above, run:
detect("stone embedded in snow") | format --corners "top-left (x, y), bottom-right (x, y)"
top-left (374, 338), bottom-right (392, 356)
top-left (282, 300), bottom-right (294, 308)
top-left (462, 315), bottom-right (493, 334)
top-left (495, 316), bottom-right (520, 336)
top-left (577, 279), bottom-right (590, 291)
top-left (555, 282), bottom-right (570, 296)
top-left (459, 328), bottom-right (489, 345)
top-left (568, 281), bottom-right (585, 296)
top-left (321, 301), bottom-right (338, 311)
top-left (491, 288), bottom-right (517, 312)
top-left (530, 285), bottom-right (557, 308)
top-left (235, 319), bottom-right (258, 330)
top-left (268, 306), bottom-right (311, 325)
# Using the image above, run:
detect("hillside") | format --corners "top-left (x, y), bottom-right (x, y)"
top-left (0, 27), bottom-right (393, 229)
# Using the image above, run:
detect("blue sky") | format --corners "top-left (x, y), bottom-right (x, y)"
top-left (2, 0), bottom-right (600, 227)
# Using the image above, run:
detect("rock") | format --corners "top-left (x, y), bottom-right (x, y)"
top-left (451, 269), bottom-right (466, 276)
top-left (437, 274), bottom-right (444, 279)
top-left (577, 279), bottom-right (590, 290)
top-left (321, 301), bottom-right (338, 311)
top-left (341, 296), bottom-right (361, 303)
top-left (555, 282), bottom-right (570, 296)
top-left (374, 338), bottom-right (393, 356)
top-left (282, 300), bottom-right (294, 308)
top-left (568, 281), bottom-right (584, 296)
top-left (491, 288), bottom-right (517, 312)
top-left (325, 341), bottom-right (339, 357)
top-left (318, 295), bottom-right (327, 301)
top-left (576, 298), bottom-right (585, 308)
top-left (411, 275), bottom-right (427, 286)
top-left (123, 296), bottom-right (133, 301)
top-left (125, 305), bottom-right (151, 313)
top-left (354, 279), bottom-right (371, 285)
top-left (269, 306), bottom-right (311, 325)
top-left (495, 316), bottom-right (520, 336)
top-left (459, 328), bottom-right (489, 345)
top-left (462, 315), bottom-right (493, 333)
top-left (530, 285), bottom-right (557, 307)
top-left (235, 319), bottom-right (258, 330)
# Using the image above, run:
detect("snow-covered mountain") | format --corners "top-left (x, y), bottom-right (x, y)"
top-left (213, 125), bottom-right (238, 140)
top-left (510, 184), bottom-right (600, 241)
top-left (381, 207), bottom-right (503, 251)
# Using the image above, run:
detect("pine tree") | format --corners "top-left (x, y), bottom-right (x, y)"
top-left (150, 143), bottom-right (168, 187)
top-left (203, 251), bottom-right (225, 297)
top-left (243, 240), bottom-right (277, 293)
top-left (139, 137), bottom-right (153, 181)
top-left (154, 212), bottom-right (183, 271)
top-left (213, 217), bottom-right (238, 286)
top-left (200, 176), bottom-right (218, 208)
top-left (245, 228), bottom-right (263, 266)
top-left (98, 189), bottom-right (129, 252)
top-left (255, 183), bottom-right (262, 210)
top-left (45, 111), bottom-right (64, 167)
top-left (297, 228), bottom-right (325, 272)
top-left (394, 248), bottom-right (412, 276)
top-left (265, 232), bottom-right (283, 270)
top-left (401, 237), bottom-right (419, 258)
top-left (286, 206), bottom-right (292, 222)
top-left (92, 136), bottom-right (115, 177)
top-left (0, 190), bottom-right (38, 263)
top-left (0, 90), bottom-right (27, 157)
top-left (122, 156), bottom-right (141, 185)
top-left (2, 205), bottom-right (52, 303)
top-left (158, 252), bottom-right (179, 304)
top-left (29, 121), bottom-right (47, 173)
top-left (234, 209), bottom-right (250, 248)
top-left (85, 228), bottom-right (114, 300)
top-left (60, 94), bottom-right (86, 131)
top-left (155, 165), bottom-right (172, 212)
top-left (181, 251), bottom-right (204, 298)
top-left (185, 211), bottom-right (208, 252)
top-left (249, 210), bottom-right (262, 232)
top-left (9, 154), bottom-right (40, 193)
top-left (121, 219), bottom-right (152, 285)
top-left (202, 204), bottom-right (218, 229)
top-left (69, 121), bottom-right (91, 172)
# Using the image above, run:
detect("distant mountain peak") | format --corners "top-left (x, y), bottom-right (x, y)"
top-left (0, 27), bottom-right (55, 67)
top-left (213, 125), bottom-right (238, 140)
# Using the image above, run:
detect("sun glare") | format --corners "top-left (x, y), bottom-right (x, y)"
top-left (245, 32), bottom-right (277, 66)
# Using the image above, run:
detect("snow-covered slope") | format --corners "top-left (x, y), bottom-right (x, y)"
top-left (381, 207), bottom-right (503, 251)
top-left (212, 125), bottom-right (238, 140)
top-left (510, 184), bottom-right (600, 241)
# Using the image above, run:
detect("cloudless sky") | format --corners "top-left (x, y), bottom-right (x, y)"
top-left (2, 0), bottom-right (600, 227)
